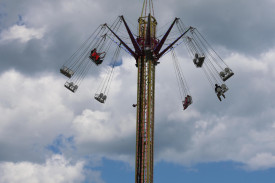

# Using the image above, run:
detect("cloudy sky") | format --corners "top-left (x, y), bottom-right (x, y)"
top-left (1, 0), bottom-right (275, 182)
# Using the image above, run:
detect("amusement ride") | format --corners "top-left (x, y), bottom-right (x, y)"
top-left (59, 0), bottom-right (234, 182)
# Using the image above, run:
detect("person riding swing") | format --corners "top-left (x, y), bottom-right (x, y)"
top-left (90, 48), bottom-right (105, 65)
top-left (183, 95), bottom-right (192, 110)
top-left (215, 84), bottom-right (225, 101)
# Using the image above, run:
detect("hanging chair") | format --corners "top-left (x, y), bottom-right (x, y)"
top-left (89, 49), bottom-right (106, 65)
top-left (220, 67), bottom-right (234, 81)
top-left (60, 66), bottom-right (74, 78)
top-left (64, 81), bottom-right (78, 93)
top-left (193, 53), bottom-right (205, 68)
top-left (94, 93), bottom-right (107, 103)
top-left (183, 95), bottom-right (192, 110)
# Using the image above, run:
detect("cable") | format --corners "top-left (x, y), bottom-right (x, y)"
top-left (170, 48), bottom-right (191, 101)
top-left (95, 44), bottom-right (122, 98)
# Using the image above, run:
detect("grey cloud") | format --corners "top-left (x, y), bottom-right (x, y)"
top-left (167, 0), bottom-right (275, 55)
top-left (0, 0), bottom-right (126, 75)
top-left (1, 48), bottom-right (275, 171)
top-left (2, 0), bottom-right (274, 76)
top-left (69, 49), bottom-right (275, 170)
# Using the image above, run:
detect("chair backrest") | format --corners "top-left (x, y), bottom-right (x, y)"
top-left (101, 52), bottom-right (106, 58)
top-left (198, 56), bottom-right (205, 62)
top-left (221, 84), bottom-right (228, 92)
top-left (225, 67), bottom-right (230, 73)
top-left (221, 84), bottom-right (227, 89)
top-left (69, 69), bottom-right (74, 75)
top-left (187, 96), bottom-right (192, 103)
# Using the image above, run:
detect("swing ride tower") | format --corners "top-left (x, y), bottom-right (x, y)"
top-left (135, 11), bottom-right (157, 183)
top-left (60, 0), bottom-right (235, 183)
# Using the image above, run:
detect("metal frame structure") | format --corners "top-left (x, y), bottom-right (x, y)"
top-left (135, 14), bottom-right (157, 183)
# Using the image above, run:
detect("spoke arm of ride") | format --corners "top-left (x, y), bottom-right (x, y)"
top-left (106, 34), bottom-right (132, 55)
top-left (120, 16), bottom-right (142, 55)
top-left (157, 26), bottom-right (192, 59)
top-left (154, 17), bottom-right (179, 54)
top-left (105, 24), bottom-right (138, 59)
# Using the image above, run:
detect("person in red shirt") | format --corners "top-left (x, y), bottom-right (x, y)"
top-left (95, 54), bottom-right (100, 61)
top-left (91, 49), bottom-right (97, 58)
top-left (183, 95), bottom-right (192, 110)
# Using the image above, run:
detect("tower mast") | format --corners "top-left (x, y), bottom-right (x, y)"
top-left (136, 1), bottom-right (157, 182)
top-left (98, 9), bottom-right (191, 183)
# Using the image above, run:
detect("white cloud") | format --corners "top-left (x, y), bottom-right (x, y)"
top-left (0, 64), bottom-right (137, 165)
top-left (0, 70), bottom-right (74, 162)
top-left (1, 46), bottom-right (275, 172)
top-left (246, 153), bottom-right (275, 170)
top-left (72, 109), bottom-right (135, 143)
top-left (1, 5), bottom-right (275, 173)
top-left (153, 49), bottom-right (275, 170)
top-left (0, 25), bottom-right (45, 43)
top-left (0, 155), bottom-right (85, 183)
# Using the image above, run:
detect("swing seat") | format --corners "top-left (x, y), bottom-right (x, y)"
top-left (221, 84), bottom-right (229, 93)
top-left (220, 67), bottom-right (234, 81)
top-left (183, 95), bottom-right (192, 110)
top-left (89, 50), bottom-right (105, 65)
top-left (94, 93), bottom-right (107, 103)
top-left (60, 66), bottom-right (74, 78)
top-left (215, 84), bottom-right (224, 95)
top-left (90, 58), bottom-right (103, 65)
top-left (215, 84), bottom-right (228, 101)
top-left (64, 81), bottom-right (78, 93)
top-left (215, 84), bottom-right (228, 94)
top-left (193, 53), bottom-right (205, 68)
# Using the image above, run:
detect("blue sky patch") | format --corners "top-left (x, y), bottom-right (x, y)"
top-left (16, 15), bottom-right (25, 26)
top-left (46, 134), bottom-right (76, 154)
top-left (82, 159), bottom-right (275, 183)
top-left (154, 161), bottom-right (275, 183)
top-left (87, 158), bottom-right (134, 183)
top-left (110, 59), bottom-right (123, 67)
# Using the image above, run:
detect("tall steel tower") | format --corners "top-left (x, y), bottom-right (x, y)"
top-left (135, 12), bottom-right (157, 183)
top-left (110, 3), bottom-right (160, 181)
top-left (134, 2), bottom-right (193, 182)
top-left (106, 3), bottom-right (189, 180)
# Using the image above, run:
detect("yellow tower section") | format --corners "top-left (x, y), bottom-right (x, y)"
top-left (135, 14), bottom-right (158, 183)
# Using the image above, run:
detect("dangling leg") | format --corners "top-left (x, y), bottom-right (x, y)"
top-left (183, 104), bottom-right (187, 110)
top-left (217, 94), bottom-right (222, 101)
